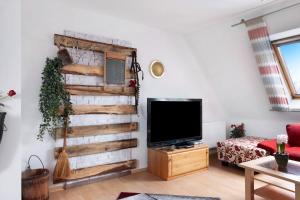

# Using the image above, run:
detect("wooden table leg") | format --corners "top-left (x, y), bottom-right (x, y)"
top-left (245, 169), bottom-right (254, 200)
top-left (296, 183), bottom-right (300, 200)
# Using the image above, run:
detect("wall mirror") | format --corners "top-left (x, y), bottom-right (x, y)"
top-left (150, 60), bottom-right (165, 78)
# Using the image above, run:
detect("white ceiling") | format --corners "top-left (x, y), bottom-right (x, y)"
top-left (67, 0), bottom-right (279, 33)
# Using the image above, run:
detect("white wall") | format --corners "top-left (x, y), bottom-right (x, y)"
top-left (0, 0), bottom-right (21, 199)
top-left (21, 0), bottom-right (226, 180)
top-left (186, 1), bottom-right (300, 139)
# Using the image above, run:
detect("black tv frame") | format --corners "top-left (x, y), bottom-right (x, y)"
top-left (147, 98), bottom-right (202, 148)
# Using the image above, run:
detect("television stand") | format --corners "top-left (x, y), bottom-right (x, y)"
top-left (148, 144), bottom-right (209, 180)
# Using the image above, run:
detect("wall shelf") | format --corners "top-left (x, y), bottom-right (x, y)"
top-left (54, 138), bottom-right (137, 158)
top-left (56, 122), bottom-right (138, 139)
top-left (65, 84), bottom-right (135, 96)
top-left (60, 105), bottom-right (137, 115)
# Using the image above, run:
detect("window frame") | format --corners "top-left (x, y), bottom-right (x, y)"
top-left (272, 35), bottom-right (300, 99)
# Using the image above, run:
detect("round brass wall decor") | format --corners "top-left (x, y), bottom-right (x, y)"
top-left (150, 60), bottom-right (165, 78)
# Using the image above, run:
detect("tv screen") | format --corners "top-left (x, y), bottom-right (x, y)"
top-left (147, 98), bottom-right (202, 147)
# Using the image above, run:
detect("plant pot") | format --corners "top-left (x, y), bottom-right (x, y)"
top-left (0, 112), bottom-right (6, 143)
top-left (274, 152), bottom-right (289, 169)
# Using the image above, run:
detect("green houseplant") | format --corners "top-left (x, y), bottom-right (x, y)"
top-left (0, 89), bottom-right (16, 143)
top-left (230, 123), bottom-right (245, 138)
top-left (38, 57), bottom-right (73, 141)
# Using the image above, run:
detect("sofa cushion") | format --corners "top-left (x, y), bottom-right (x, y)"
top-left (287, 124), bottom-right (300, 147)
top-left (258, 139), bottom-right (300, 161)
top-left (257, 139), bottom-right (277, 154)
top-left (287, 147), bottom-right (300, 162)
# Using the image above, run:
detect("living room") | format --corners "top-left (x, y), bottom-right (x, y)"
top-left (0, 0), bottom-right (300, 199)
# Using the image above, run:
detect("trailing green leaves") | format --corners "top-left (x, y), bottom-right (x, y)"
top-left (38, 57), bottom-right (73, 141)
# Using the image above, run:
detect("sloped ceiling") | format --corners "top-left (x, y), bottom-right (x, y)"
top-left (64, 0), bottom-right (277, 33)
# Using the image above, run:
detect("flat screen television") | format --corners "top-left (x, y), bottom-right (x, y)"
top-left (147, 98), bottom-right (202, 147)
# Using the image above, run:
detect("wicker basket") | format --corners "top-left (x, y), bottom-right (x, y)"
top-left (22, 155), bottom-right (49, 200)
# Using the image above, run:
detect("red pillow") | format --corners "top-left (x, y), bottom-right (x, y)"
top-left (257, 139), bottom-right (277, 154)
top-left (287, 124), bottom-right (300, 147)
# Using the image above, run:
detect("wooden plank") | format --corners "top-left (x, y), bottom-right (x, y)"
top-left (53, 160), bottom-right (137, 184)
top-left (106, 52), bottom-right (126, 60)
top-left (62, 64), bottom-right (103, 76)
top-left (255, 174), bottom-right (295, 192)
top-left (56, 122), bottom-right (138, 139)
top-left (64, 170), bottom-right (131, 188)
top-left (54, 138), bottom-right (137, 158)
top-left (61, 64), bottom-right (133, 78)
top-left (254, 185), bottom-right (294, 200)
top-left (54, 34), bottom-right (136, 57)
top-left (65, 85), bottom-right (135, 96)
top-left (69, 105), bottom-right (136, 115)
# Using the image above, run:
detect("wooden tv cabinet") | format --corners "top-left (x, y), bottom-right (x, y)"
top-left (148, 144), bottom-right (209, 180)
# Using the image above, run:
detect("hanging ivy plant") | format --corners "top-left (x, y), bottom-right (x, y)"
top-left (38, 57), bottom-right (73, 141)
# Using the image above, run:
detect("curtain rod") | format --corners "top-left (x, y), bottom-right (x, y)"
top-left (231, 1), bottom-right (300, 27)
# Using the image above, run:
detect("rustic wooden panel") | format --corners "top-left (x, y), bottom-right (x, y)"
top-left (54, 34), bottom-right (136, 57)
top-left (65, 85), bottom-right (135, 96)
top-left (61, 64), bottom-right (133, 78)
top-left (56, 122), bottom-right (138, 139)
top-left (67, 105), bottom-right (136, 115)
top-left (55, 138), bottom-right (138, 158)
top-left (53, 159), bottom-right (137, 183)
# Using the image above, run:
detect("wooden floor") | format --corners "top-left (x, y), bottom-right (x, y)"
top-left (50, 154), bottom-right (269, 200)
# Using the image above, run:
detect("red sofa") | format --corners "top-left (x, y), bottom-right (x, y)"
top-left (257, 124), bottom-right (300, 162)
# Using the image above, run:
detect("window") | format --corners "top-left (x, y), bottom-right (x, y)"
top-left (273, 35), bottom-right (300, 99)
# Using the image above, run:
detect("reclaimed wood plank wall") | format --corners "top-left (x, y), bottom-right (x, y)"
top-left (54, 31), bottom-right (138, 183)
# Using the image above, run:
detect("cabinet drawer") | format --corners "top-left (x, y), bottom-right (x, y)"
top-left (171, 148), bottom-right (208, 176)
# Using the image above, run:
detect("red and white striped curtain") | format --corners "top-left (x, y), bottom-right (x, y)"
top-left (245, 17), bottom-right (289, 111)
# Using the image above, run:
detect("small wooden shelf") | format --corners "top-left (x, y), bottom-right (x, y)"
top-left (255, 174), bottom-right (295, 192)
top-left (148, 144), bottom-right (209, 180)
top-left (65, 85), bottom-right (135, 96)
top-left (55, 138), bottom-right (137, 158)
top-left (254, 185), bottom-right (294, 200)
top-left (56, 122), bottom-right (138, 139)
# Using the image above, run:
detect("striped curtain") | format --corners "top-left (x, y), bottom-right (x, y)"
top-left (245, 17), bottom-right (289, 111)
